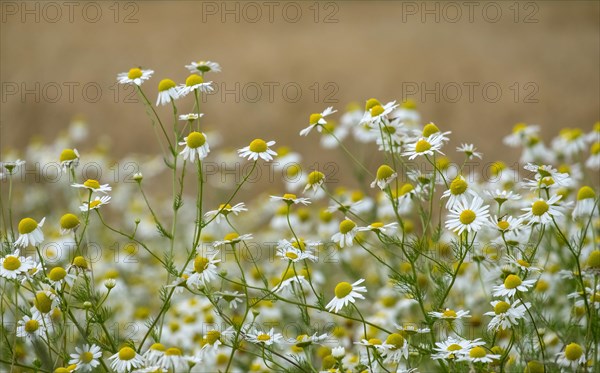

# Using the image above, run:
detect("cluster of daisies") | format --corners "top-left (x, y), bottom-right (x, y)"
top-left (1, 60), bottom-right (598, 373)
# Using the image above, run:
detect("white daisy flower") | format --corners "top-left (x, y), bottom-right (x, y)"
top-left (572, 186), bottom-right (597, 220)
top-left (432, 337), bottom-right (484, 360)
top-left (325, 279), bottom-right (367, 313)
top-left (503, 123), bottom-right (540, 147)
top-left (456, 143), bottom-right (482, 159)
top-left (0, 249), bottom-right (35, 279)
top-left (69, 344), bottom-right (102, 372)
top-left (270, 193), bottom-right (311, 205)
top-left (360, 98), bottom-right (397, 125)
top-left (177, 74), bottom-right (213, 97)
top-left (456, 346), bottom-right (500, 363)
top-left (59, 213), bottom-right (81, 235)
top-left (331, 346), bottom-right (345, 358)
top-left (185, 60), bottom-right (221, 74)
top-left (276, 239), bottom-right (317, 262)
top-left (186, 253), bottom-right (220, 288)
top-left (380, 333), bottom-right (409, 363)
top-left (143, 343), bottom-right (166, 365)
top-left (420, 122), bottom-right (452, 143)
top-left (237, 139), bottom-right (277, 161)
top-left (524, 163), bottom-right (572, 188)
top-left (47, 266), bottom-right (76, 289)
top-left (552, 128), bottom-right (587, 158)
top-left (157, 347), bottom-right (188, 371)
top-left (303, 171), bottom-right (326, 193)
top-left (484, 189), bottom-right (521, 205)
top-left (31, 289), bottom-right (60, 317)
top-left (299, 107), bottom-right (337, 136)
top-left (429, 308), bottom-right (471, 320)
top-left (372, 119), bottom-right (406, 153)
top-left (217, 291), bottom-right (245, 309)
top-left (201, 330), bottom-right (223, 357)
top-left (156, 78), bottom-right (179, 106)
top-left (272, 275), bottom-right (308, 294)
top-left (484, 299), bottom-right (529, 331)
top-left (370, 165), bottom-right (397, 190)
top-left (441, 175), bottom-right (479, 209)
top-left (489, 215), bottom-right (522, 234)
top-left (245, 328), bottom-right (283, 346)
top-left (179, 131), bottom-right (210, 162)
top-left (80, 196), bottom-right (111, 211)
top-left (492, 274), bottom-right (536, 298)
top-left (358, 221), bottom-right (398, 234)
top-left (179, 113), bottom-right (203, 121)
top-left (505, 255), bottom-right (541, 273)
top-left (445, 196), bottom-right (490, 235)
top-left (331, 218), bottom-right (358, 248)
top-left (72, 179), bottom-right (111, 194)
top-left (108, 347), bottom-right (145, 372)
top-left (59, 148), bottom-right (80, 170)
top-left (1, 159), bottom-right (25, 175)
top-left (402, 134), bottom-right (445, 160)
top-left (204, 202), bottom-right (247, 224)
top-left (586, 142), bottom-right (600, 170)
top-left (14, 217), bottom-right (46, 248)
top-left (292, 333), bottom-right (329, 347)
top-left (519, 195), bottom-right (563, 225)
top-left (212, 232), bottom-right (253, 247)
top-left (117, 67), bottom-right (154, 86)
top-left (556, 343), bottom-right (586, 369)
top-left (16, 314), bottom-right (46, 339)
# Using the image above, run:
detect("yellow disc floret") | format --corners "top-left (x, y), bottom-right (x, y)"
top-left (249, 139), bottom-right (267, 153)
top-left (18, 218), bottom-right (38, 234)
top-left (186, 132), bottom-right (206, 148)
top-left (334, 282), bottom-right (353, 298)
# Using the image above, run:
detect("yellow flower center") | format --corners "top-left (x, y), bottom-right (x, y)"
top-left (469, 346), bottom-right (487, 358)
top-left (73, 256), bottom-right (88, 269)
top-left (186, 74), bottom-right (204, 87)
top-left (401, 99), bottom-right (416, 109)
top-left (494, 301), bottom-right (511, 314)
top-left (398, 183), bottom-right (414, 197)
top-left (339, 219), bottom-right (356, 234)
top-left (60, 214), bottom-right (80, 230)
top-left (517, 259), bottom-right (530, 268)
top-left (422, 123), bottom-right (440, 137)
top-left (83, 179), bottom-right (101, 190)
top-left (257, 334), bottom-right (271, 342)
top-left (370, 222), bottom-right (384, 229)
top-left (89, 200), bottom-right (102, 209)
top-left (447, 344), bottom-right (462, 352)
top-left (118, 347), bottom-right (136, 361)
top-left (497, 221), bottom-right (510, 231)
top-left (48, 267), bottom-right (67, 282)
top-left (18, 218), bottom-right (38, 234)
top-left (165, 347), bottom-right (182, 356)
top-left (586, 250), bottom-right (600, 268)
top-left (291, 240), bottom-right (306, 251)
top-left (450, 178), bottom-right (468, 195)
top-left (80, 351), bottom-right (94, 363)
top-left (158, 79), bottom-right (176, 92)
top-left (577, 186), bottom-right (596, 201)
top-left (3, 256), bottom-right (21, 271)
top-left (591, 142), bottom-right (600, 155)
top-left (206, 330), bottom-right (221, 344)
top-left (34, 292), bottom-right (53, 314)
top-left (504, 274), bottom-right (522, 289)
top-left (194, 256), bottom-right (210, 273)
top-left (531, 201), bottom-right (549, 216)
top-left (385, 333), bottom-right (405, 349)
top-left (459, 210), bottom-right (476, 225)
top-left (186, 132), bottom-right (206, 148)
top-left (308, 171), bottom-right (325, 185)
top-left (283, 193), bottom-right (297, 200)
top-left (224, 232), bottom-right (239, 241)
top-left (249, 139), bottom-right (267, 153)
top-left (376, 165), bottom-right (395, 181)
top-left (128, 68), bottom-right (143, 80)
top-left (150, 343), bottom-right (165, 351)
top-left (309, 113), bottom-right (323, 125)
top-left (59, 149), bottom-right (78, 162)
top-left (285, 252), bottom-right (299, 260)
top-left (368, 338), bottom-right (382, 345)
top-left (442, 309), bottom-right (457, 318)
top-left (365, 98), bottom-right (381, 111)
top-left (541, 177), bottom-right (554, 187)
top-left (334, 282), bottom-right (353, 298)
top-left (526, 361), bottom-right (545, 373)
top-left (564, 343), bottom-right (583, 361)
top-left (25, 319), bottom-right (40, 333)
top-left (370, 105), bottom-right (385, 117)
top-left (415, 139), bottom-right (432, 153)
top-left (512, 123), bottom-right (527, 133)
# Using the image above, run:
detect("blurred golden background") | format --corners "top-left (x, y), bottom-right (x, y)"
top-left (1, 1), bottom-right (599, 167)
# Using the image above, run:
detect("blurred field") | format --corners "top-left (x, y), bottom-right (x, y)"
top-left (1, 0), bottom-right (599, 167)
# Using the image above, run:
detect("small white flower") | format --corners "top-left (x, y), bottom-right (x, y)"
top-left (245, 328), bottom-right (283, 346)
top-left (212, 233), bottom-right (253, 247)
top-left (402, 134), bottom-right (445, 160)
top-left (178, 74), bottom-right (213, 97)
top-left (185, 60), bottom-right (221, 74)
top-left (331, 218), bottom-right (358, 248)
top-left (370, 165), bottom-right (397, 190)
top-left (520, 195), bottom-right (563, 225)
top-left (432, 337), bottom-right (484, 360)
top-left (80, 196), bottom-right (111, 211)
top-left (326, 279), bottom-right (367, 313)
top-left (185, 253), bottom-right (220, 288)
top-left (117, 67), bottom-right (153, 86)
top-left (331, 346), bottom-right (345, 358)
top-left (485, 189), bottom-right (521, 204)
top-left (238, 139), bottom-right (277, 161)
top-left (59, 148), bottom-right (80, 170)
top-left (445, 196), bottom-right (490, 235)
top-left (276, 239), bottom-right (318, 262)
top-left (108, 347), bottom-right (144, 372)
top-left (157, 347), bottom-right (188, 371)
top-left (456, 346), bottom-right (500, 363)
top-left (484, 299), bottom-right (529, 331)
top-left (270, 193), bottom-right (311, 205)
top-left (179, 131), bottom-right (210, 162)
top-left (303, 171), bottom-right (326, 193)
top-left (441, 175), bottom-right (479, 209)
top-left (556, 343), bottom-right (586, 369)
top-left (72, 179), bottom-right (111, 194)
top-left (0, 249), bottom-right (35, 279)
top-left (16, 314), bottom-right (46, 339)
top-left (429, 308), bottom-right (471, 320)
top-left (156, 78), bottom-right (179, 106)
top-left (204, 202), bottom-right (247, 224)
top-left (360, 99), bottom-right (398, 125)
top-left (456, 143), bottom-right (482, 159)
top-left (492, 274), bottom-right (536, 298)
top-left (14, 217), bottom-right (46, 248)
top-left (572, 186), bottom-right (597, 220)
top-left (69, 344), bottom-right (102, 372)
top-left (300, 107), bottom-right (337, 136)
top-left (179, 113), bottom-right (203, 121)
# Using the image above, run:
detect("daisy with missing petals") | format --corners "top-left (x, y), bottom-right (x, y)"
top-left (178, 74), bottom-right (213, 97)
top-left (485, 189), bottom-right (521, 206)
top-left (441, 175), bottom-right (479, 209)
top-left (14, 217), bottom-right (46, 248)
top-left (156, 78), bottom-right (179, 106)
top-left (117, 67), bottom-right (154, 86)
top-left (572, 186), bottom-right (597, 220)
top-left (186, 253), bottom-right (220, 288)
top-left (212, 232), bottom-right (253, 248)
top-left (361, 99), bottom-right (398, 125)
top-left (109, 346), bottom-right (144, 372)
top-left (204, 202), bottom-right (247, 224)
top-left (270, 193), bottom-right (311, 205)
top-left (60, 213), bottom-right (81, 235)
top-left (16, 314), bottom-right (46, 339)
top-left (72, 179), bottom-right (111, 194)
top-left (179, 113), bottom-right (202, 121)
top-left (520, 195), bottom-right (563, 225)
top-left (484, 299), bottom-right (529, 332)
top-left (432, 337), bottom-right (484, 361)
top-left (556, 343), bottom-right (587, 369)
top-left (457, 346), bottom-right (500, 364)
top-left (245, 328), bottom-right (283, 346)
top-left (300, 107), bottom-right (337, 136)
top-left (185, 60), bottom-right (221, 74)
top-left (326, 279), bottom-right (367, 313)
top-left (492, 274), bottom-right (536, 298)
top-left (358, 221), bottom-right (398, 234)
top-left (238, 139), bottom-right (277, 161)
top-left (429, 308), bottom-right (471, 321)
top-left (370, 165), bottom-right (397, 190)
top-left (489, 215), bottom-right (521, 234)
top-left (69, 344), bottom-right (102, 372)
top-left (381, 333), bottom-right (409, 363)
top-left (402, 134), bottom-right (445, 160)
top-left (1, 250), bottom-right (35, 279)
top-left (331, 218), bottom-right (359, 248)
top-left (59, 148), bottom-right (80, 170)
top-left (303, 171), bottom-right (325, 193)
top-left (80, 196), bottom-right (111, 211)
top-left (276, 240), bottom-right (318, 262)
top-left (456, 143), bottom-right (482, 159)
top-left (179, 131), bottom-right (210, 162)
top-left (445, 196), bottom-right (490, 235)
